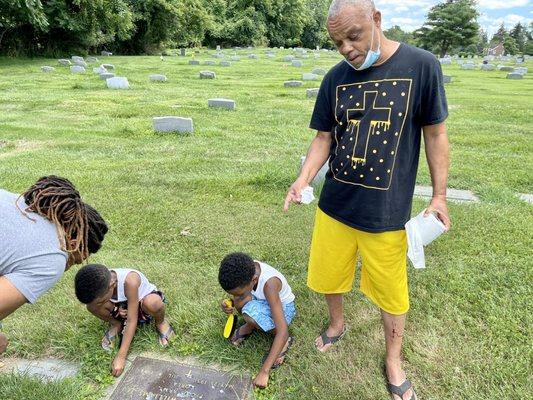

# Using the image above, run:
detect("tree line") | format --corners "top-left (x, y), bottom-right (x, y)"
top-left (1, 0), bottom-right (531, 57)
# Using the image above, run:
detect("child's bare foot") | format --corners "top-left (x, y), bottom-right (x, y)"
top-left (156, 320), bottom-right (175, 346)
top-left (230, 323), bottom-right (254, 346)
top-left (102, 321), bottom-right (122, 351)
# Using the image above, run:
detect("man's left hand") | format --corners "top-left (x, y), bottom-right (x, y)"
top-left (424, 196), bottom-right (451, 231)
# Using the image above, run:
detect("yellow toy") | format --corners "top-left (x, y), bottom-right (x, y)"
top-left (223, 299), bottom-right (237, 339)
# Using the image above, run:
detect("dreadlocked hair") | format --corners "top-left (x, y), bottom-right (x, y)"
top-left (85, 203), bottom-right (108, 254)
top-left (21, 176), bottom-right (89, 259)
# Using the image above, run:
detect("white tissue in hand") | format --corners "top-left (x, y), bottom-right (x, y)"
top-left (405, 209), bottom-right (446, 269)
top-left (301, 186), bottom-right (315, 205)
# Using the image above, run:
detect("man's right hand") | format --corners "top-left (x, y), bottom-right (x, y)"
top-left (283, 177), bottom-right (309, 212)
top-left (0, 332), bottom-right (8, 355)
top-left (221, 300), bottom-right (234, 315)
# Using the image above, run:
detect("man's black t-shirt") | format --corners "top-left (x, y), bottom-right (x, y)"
top-left (310, 43), bottom-right (448, 233)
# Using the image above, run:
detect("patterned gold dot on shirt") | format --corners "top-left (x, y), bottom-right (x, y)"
top-left (370, 167), bottom-right (374, 171)
top-left (350, 95), bottom-right (353, 99)
top-left (390, 101), bottom-right (394, 106)
top-left (382, 92), bottom-right (386, 96)
top-left (393, 81), bottom-right (397, 86)
top-left (346, 155), bottom-right (350, 159)
top-left (383, 140), bottom-right (387, 144)
top-left (343, 87), bottom-right (346, 91)
top-left (401, 92), bottom-right (405, 96)
top-left (358, 85), bottom-right (362, 88)
top-left (360, 174), bottom-right (364, 178)
top-left (376, 176), bottom-right (380, 181)
top-left (344, 171), bottom-right (348, 175)
top-left (376, 131), bottom-right (380, 135)
top-left (342, 145), bottom-right (345, 149)
top-left (340, 163), bottom-right (343, 167)
top-left (379, 159), bottom-right (384, 163)
top-left (372, 149), bottom-right (377, 154)
top-left (395, 132), bottom-right (399, 136)
top-left (387, 169), bottom-right (391, 173)
top-left (391, 151), bottom-right (395, 155)
top-left (356, 102), bottom-right (360, 107)
top-left (375, 83), bottom-right (379, 87)
top-left (350, 137), bottom-right (353, 141)
top-left (340, 105), bottom-right (344, 108)
top-left (398, 112), bottom-right (403, 116)
top-left (353, 165), bottom-right (356, 169)
top-left (340, 122), bottom-right (343, 126)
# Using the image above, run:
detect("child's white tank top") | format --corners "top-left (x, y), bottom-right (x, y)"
top-left (251, 261), bottom-right (295, 304)
top-left (110, 268), bottom-right (157, 303)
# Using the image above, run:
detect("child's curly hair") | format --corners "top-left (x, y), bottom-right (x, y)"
top-left (218, 252), bottom-right (256, 291)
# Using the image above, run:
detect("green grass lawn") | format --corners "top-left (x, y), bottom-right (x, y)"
top-left (0, 50), bottom-right (532, 400)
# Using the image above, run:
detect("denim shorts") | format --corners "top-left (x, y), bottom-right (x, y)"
top-left (242, 298), bottom-right (296, 332)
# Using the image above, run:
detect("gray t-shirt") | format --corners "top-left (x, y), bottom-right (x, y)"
top-left (0, 189), bottom-right (68, 304)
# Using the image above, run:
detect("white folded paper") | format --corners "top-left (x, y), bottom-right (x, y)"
top-left (300, 186), bottom-right (316, 205)
top-left (405, 209), bottom-right (446, 269)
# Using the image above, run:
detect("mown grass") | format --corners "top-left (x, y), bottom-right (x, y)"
top-left (0, 49), bottom-right (531, 400)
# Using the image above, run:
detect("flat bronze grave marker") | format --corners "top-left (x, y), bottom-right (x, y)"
top-left (110, 356), bottom-right (252, 400)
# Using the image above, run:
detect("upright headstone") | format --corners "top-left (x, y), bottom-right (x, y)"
top-left (248, 54), bottom-right (258, 59)
top-left (461, 64), bottom-right (475, 70)
top-left (513, 67), bottom-right (527, 75)
top-left (498, 65), bottom-right (513, 72)
top-left (199, 71), bottom-right (216, 79)
top-left (71, 56), bottom-right (84, 63)
top-left (301, 156), bottom-right (329, 186)
top-left (93, 66), bottom-right (107, 74)
top-left (106, 77), bottom-right (129, 89)
top-left (216, 45), bottom-right (221, 51)
top-left (481, 64), bottom-right (495, 71)
top-left (41, 66), bottom-right (55, 72)
top-left (74, 60), bottom-right (88, 68)
top-left (292, 60), bottom-right (303, 67)
top-left (208, 98), bottom-right (236, 110)
top-left (86, 56), bottom-right (98, 63)
top-left (303, 73), bottom-right (318, 81)
top-left (153, 117), bottom-right (194, 134)
top-left (58, 59), bottom-right (71, 66)
top-left (506, 73), bottom-right (523, 80)
top-left (307, 88), bottom-right (320, 98)
top-left (220, 61), bottom-right (231, 67)
top-left (70, 66), bottom-right (86, 74)
top-left (180, 48), bottom-right (186, 57)
top-left (101, 51), bottom-right (113, 56)
top-left (101, 63), bottom-right (115, 70)
top-left (284, 80), bottom-right (303, 87)
top-left (189, 60), bottom-right (200, 65)
top-left (149, 74), bottom-right (167, 82)
top-left (283, 55), bottom-right (295, 62)
top-left (312, 68), bottom-right (327, 75)
top-left (100, 72), bottom-right (115, 80)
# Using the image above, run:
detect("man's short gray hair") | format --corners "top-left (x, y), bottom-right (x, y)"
top-left (328, 0), bottom-right (375, 19)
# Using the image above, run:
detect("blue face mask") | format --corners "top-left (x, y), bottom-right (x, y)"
top-left (345, 23), bottom-right (381, 71)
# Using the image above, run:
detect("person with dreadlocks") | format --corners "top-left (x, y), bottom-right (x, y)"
top-left (0, 176), bottom-right (108, 355)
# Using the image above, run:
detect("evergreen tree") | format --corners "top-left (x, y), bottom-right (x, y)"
top-left (510, 22), bottom-right (526, 54)
top-left (415, 0), bottom-right (479, 57)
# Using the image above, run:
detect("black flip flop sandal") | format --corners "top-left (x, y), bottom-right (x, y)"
top-left (230, 325), bottom-right (253, 346)
top-left (316, 325), bottom-right (348, 351)
top-left (387, 379), bottom-right (417, 400)
top-left (262, 336), bottom-right (294, 370)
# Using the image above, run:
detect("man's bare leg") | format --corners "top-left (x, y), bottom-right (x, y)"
top-left (382, 310), bottom-right (414, 399)
top-left (315, 293), bottom-right (345, 352)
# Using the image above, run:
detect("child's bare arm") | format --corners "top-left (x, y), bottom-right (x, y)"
top-left (254, 278), bottom-right (288, 388)
top-left (111, 272), bottom-right (140, 377)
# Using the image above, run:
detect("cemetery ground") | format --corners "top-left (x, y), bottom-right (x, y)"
top-left (0, 51), bottom-right (531, 400)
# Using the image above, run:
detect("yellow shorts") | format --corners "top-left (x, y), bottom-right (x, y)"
top-left (307, 208), bottom-right (409, 315)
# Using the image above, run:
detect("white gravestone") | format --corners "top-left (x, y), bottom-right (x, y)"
top-left (106, 76), bottom-right (129, 89)
top-left (153, 117), bottom-right (193, 133)
top-left (208, 98), bottom-right (236, 110)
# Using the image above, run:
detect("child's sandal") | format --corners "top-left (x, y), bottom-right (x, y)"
top-left (230, 325), bottom-right (253, 347)
top-left (157, 320), bottom-right (176, 347)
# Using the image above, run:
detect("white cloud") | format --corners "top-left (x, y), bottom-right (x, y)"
top-left (477, 0), bottom-right (530, 10)
top-left (479, 13), bottom-right (532, 36)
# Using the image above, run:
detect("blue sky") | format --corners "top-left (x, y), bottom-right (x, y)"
top-left (375, 0), bottom-right (532, 37)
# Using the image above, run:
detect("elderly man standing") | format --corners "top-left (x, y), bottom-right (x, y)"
top-left (284, 0), bottom-right (450, 398)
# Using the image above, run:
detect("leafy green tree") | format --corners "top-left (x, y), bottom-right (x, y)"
top-left (300, 0), bottom-right (330, 49)
top-left (503, 34), bottom-right (518, 55)
top-left (415, 0), bottom-right (479, 57)
top-left (383, 25), bottom-right (414, 44)
top-left (489, 23), bottom-right (506, 47)
top-left (510, 22), bottom-right (527, 54)
top-left (0, 0), bottom-right (47, 53)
